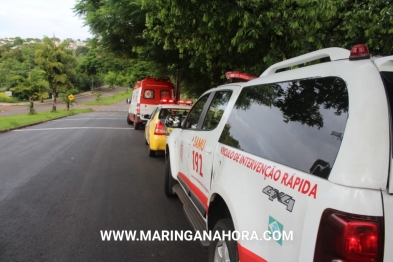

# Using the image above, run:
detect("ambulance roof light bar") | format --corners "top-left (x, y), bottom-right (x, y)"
top-left (349, 44), bottom-right (370, 60)
top-left (225, 71), bottom-right (258, 83)
top-left (178, 100), bottom-right (193, 106)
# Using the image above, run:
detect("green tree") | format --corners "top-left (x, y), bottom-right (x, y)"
top-left (36, 90), bottom-right (49, 103)
top-left (35, 37), bottom-right (77, 111)
top-left (104, 71), bottom-right (117, 89)
top-left (94, 92), bottom-right (102, 103)
top-left (0, 44), bottom-right (40, 92)
top-left (75, 45), bottom-right (89, 57)
top-left (0, 46), bottom-right (7, 58)
top-left (74, 0), bottom-right (147, 58)
top-left (74, 0), bottom-right (184, 88)
top-left (13, 37), bottom-right (23, 46)
top-left (75, 0), bottom-right (393, 97)
top-left (76, 44), bottom-right (103, 91)
top-left (143, 0), bottom-right (393, 91)
top-left (59, 88), bottom-right (78, 111)
top-left (11, 69), bottom-right (49, 114)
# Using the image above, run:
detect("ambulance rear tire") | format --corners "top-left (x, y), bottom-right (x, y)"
top-left (134, 122), bottom-right (140, 130)
top-left (208, 218), bottom-right (239, 262)
top-left (164, 153), bottom-right (177, 197)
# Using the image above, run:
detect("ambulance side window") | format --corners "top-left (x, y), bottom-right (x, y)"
top-left (219, 77), bottom-right (349, 179)
top-left (202, 91), bottom-right (232, 130)
top-left (184, 94), bottom-right (210, 129)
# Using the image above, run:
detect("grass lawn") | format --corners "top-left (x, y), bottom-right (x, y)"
top-left (84, 90), bottom-right (131, 105)
top-left (0, 108), bottom-right (93, 132)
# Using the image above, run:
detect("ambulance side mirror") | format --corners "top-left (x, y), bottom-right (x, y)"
top-left (126, 98), bottom-right (131, 104)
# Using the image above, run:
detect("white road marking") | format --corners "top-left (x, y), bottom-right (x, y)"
top-left (14, 127), bottom-right (133, 131)
top-left (53, 118), bottom-right (124, 121)
top-left (71, 115), bottom-right (127, 117)
top-left (95, 110), bottom-right (127, 112)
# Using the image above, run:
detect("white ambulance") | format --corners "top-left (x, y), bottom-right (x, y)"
top-left (164, 44), bottom-right (393, 262)
top-left (126, 77), bottom-right (174, 130)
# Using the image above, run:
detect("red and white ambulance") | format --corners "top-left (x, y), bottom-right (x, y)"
top-left (164, 45), bottom-right (393, 262)
top-left (127, 77), bottom-right (174, 130)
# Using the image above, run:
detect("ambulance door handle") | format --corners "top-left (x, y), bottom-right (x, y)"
top-left (205, 146), bottom-right (213, 154)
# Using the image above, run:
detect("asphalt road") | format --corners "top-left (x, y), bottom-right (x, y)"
top-left (0, 110), bottom-right (207, 261)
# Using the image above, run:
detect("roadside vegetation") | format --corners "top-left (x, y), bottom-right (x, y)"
top-left (0, 38), bottom-right (137, 109)
top-left (0, 92), bottom-right (21, 103)
top-left (84, 89), bottom-right (131, 105)
top-left (1, 1), bottom-right (392, 105)
top-left (0, 108), bottom-right (93, 132)
top-left (73, 0), bottom-right (393, 97)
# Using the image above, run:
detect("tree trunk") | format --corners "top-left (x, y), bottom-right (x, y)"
top-left (52, 90), bottom-right (57, 112)
top-left (29, 97), bottom-right (35, 114)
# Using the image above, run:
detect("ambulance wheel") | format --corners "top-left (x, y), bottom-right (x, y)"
top-left (127, 115), bottom-right (133, 125)
top-left (208, 218), bottom-right (239, 262)
top-left (134, 122), bottom-right (140, 130)
top-left (164, 153), bottom-right (177, 197)
top-left (148, 146), bottom-right (156, 157)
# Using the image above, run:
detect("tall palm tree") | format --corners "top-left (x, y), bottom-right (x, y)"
top-left (35, 36), bottom-right (76, 111)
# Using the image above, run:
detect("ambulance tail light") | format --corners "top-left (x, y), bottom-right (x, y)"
top-left (314, 209), bottom-right (383, 262)
top-left (137, 103), bottom-right (140, 115)
top-left (178, 100), bottom-right (193, 106)
top-left (349, 44), bottom-right (370, 60)
top-left (154, 121), bottom-right (165, 135)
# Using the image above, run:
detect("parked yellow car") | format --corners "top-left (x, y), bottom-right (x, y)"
top-left (144, 104), bottom-right (190, 157)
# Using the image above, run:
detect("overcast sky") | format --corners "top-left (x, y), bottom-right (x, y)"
top-left (0, 0), bottom-right (93, 40)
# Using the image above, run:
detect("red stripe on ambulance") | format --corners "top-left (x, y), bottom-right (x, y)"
top-left (238, 243), bottom-right (268, 262)
top-left (178, 172), bottom-right (208, 210)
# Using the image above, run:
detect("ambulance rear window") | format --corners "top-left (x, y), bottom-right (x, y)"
top-left (218, 77), bottom-right (349, 179)
top-left (161, 90), bottom-right (171, 99)
top-left (159, 108), bottom-right (189, 119)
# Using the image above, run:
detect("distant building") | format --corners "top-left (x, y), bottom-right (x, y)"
top-left (0, 37), bottom-right (88, 50)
